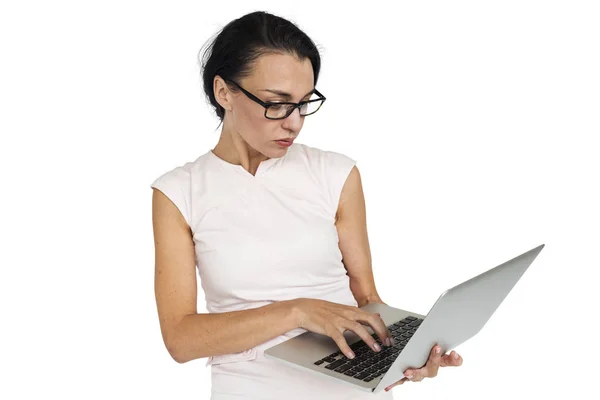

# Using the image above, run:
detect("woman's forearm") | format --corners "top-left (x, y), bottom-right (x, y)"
top-left (168, 299), bottom-right (300, 363)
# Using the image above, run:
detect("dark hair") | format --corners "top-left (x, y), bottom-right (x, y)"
top-left (198, 11), bottom-right (322, 128)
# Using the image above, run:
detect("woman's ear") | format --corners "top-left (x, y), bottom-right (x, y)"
top-left (213, 75), bottom-right (232, 112)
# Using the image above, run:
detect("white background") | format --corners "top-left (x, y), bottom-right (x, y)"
top-left (1, 1), bottom-right (598, 398)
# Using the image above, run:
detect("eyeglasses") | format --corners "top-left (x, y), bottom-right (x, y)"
top-left (227, 80), bottom-right (326, 120)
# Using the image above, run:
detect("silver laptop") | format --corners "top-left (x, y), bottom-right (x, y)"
top-left (264, 244), bottom-right (545, 393)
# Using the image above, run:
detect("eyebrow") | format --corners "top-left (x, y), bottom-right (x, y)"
top-left (259, 88), bottom-right (315, 100)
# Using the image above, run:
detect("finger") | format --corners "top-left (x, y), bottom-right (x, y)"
top-left (327, 328), bottom-right (355, 359)
top-left (405, 368), bottom-right (425, 382)
top-left (440, 350), bottom-right (462, 367)
top-left (385, 377), bottom-right (408, 391)
top-left (456, 352), bottom-right (463, 365)
top-left (416, 345), bottom-right (441, 379)
top-left (449, 350), bottom-right (463, 366)
top-left (426, 345), bottom-right (443, 377)
top-left (343, 319), bottom-right (383, 354)
top-left (404, 346), bottom-right (441, 382)
top-left (356, 311), bottom-right (393, 346)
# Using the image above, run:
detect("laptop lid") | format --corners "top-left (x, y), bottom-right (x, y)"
top-left (375, 244), bottom-right (545, 391)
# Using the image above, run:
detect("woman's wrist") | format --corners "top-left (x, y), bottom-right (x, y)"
top-left (285, 298), bottom-right (306, 329)
top-left (357, 295), bottom-right (386, 307)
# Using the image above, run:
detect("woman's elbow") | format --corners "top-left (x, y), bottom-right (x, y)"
top-left (162, 328), bottom-right (189, 364)
top-left (166, 340), bottom-right (188, 364)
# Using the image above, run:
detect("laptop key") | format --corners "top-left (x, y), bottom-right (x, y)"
top-left (355, 372), bottom-right (371, 379)
top-left (325, 359), bottom-right (348, 370)
top-left (314, 360), bottom-right (325, 365)
top-left (363, 376), bottom-right (375, 382)
top-left (350, 342), bottom-right (364, 351)
top-left (335, 364), bottom-right (353, 373)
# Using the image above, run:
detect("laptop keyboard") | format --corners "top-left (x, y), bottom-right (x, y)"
top-left (313, 316), bottom-right (423, 382)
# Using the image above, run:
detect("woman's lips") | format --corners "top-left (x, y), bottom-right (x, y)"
top-left (275, 139), bottom-right (293, 147)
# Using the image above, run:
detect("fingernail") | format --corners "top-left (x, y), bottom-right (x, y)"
top-left (405, 373), bottom-right (413, 379)
top-left (347, 351), bottom-right (355, 359)
top-left (436, 346), bottom-right (441, 354)
top-left (374, 343), bottom-right (381, 351)
top-left (453, 352), bottom-right (459, 359)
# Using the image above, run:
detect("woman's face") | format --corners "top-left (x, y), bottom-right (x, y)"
top-left (225, 52), bottom-right (315, 158)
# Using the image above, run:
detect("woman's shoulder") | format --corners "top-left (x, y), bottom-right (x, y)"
top-left (290, 142), bottom-right (357, 217)
top-left (150, 152), bottom-right (210, 187)
top-left (291, 142), bottom-right (356, 166)
top-left (291, 142), bottom-right (357, 173)
top-left (149, 153), bottom-right (210, 228)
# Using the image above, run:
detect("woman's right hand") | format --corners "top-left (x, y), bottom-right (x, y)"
top-left (291, 298), bottom-right (394, 359)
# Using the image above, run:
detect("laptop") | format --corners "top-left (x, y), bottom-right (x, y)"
top-left (264, 244), bottom-right (545, 393)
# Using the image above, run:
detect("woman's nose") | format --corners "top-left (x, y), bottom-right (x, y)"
top-left (282, 107), bottom-right (303, 129)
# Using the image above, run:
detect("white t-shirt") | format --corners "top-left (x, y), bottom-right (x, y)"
top-left (150, 142), bottom-right (394, 399)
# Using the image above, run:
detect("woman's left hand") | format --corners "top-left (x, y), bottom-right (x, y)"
top-left (384, 344), bottom-right (463, 391)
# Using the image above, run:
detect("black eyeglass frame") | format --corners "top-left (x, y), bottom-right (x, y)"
top-left (227, 80), bottom-right (326, 120)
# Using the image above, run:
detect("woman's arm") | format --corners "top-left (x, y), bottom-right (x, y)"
top-left (152, 188), bottom-right (299, 363)
top-left (334, 166), bottom-right (386, 307)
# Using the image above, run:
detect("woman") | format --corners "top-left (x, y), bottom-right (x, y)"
top-left (150, 11), bottom-right (462, 399)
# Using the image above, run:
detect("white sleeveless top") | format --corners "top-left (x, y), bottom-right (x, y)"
top-left (150, 142), bottom-right (393, 399)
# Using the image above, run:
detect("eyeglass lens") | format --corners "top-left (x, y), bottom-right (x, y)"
top-left (266, 98), bottom-right (324, 119)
